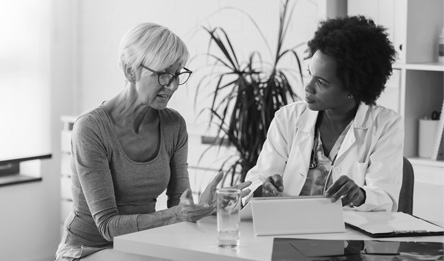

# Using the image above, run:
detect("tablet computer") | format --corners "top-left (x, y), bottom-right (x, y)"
top-left (240, 200), bottom-right (253, 220)
top-left (250, 196), bottom-right (345, 236)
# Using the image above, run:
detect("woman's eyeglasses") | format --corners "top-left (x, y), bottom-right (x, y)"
top-left (140, 65), bottom-right (192, 87)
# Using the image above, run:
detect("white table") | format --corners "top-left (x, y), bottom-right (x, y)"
top-left (114, 216), bottom-right (444, 261)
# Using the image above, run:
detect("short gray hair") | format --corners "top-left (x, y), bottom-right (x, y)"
top-left (118, 22), bottom-right (189, 79)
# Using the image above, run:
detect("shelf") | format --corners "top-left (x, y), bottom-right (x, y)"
top-left (0, 175), bottom-right (42, 187)
top-left (408, 157), bottom-right (444, 168)
top-left (61, 115), bottom-right (77, 131)
top-left (394, 62), bottom-right (444, 72)
top-left (0, 153), bottom-right (52, 165)
top-left (0, 153), bottom-right (52, 187)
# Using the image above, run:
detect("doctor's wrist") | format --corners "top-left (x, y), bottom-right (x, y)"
top-left (355, 188), bottom-right (366, 207)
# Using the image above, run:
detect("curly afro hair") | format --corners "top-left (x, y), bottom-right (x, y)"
top-left (306, 16), bottom-right (396, 105)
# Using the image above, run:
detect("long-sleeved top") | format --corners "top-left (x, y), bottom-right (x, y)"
top-left (244, 101), bottom-right (403, 212)
top-left (57, 105), bottom-right (189, 259)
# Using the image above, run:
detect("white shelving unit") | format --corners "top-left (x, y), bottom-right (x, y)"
top-left (60, 116), bottom-right (76, 238)
top-left (349, 0), bottom-right (444, 223)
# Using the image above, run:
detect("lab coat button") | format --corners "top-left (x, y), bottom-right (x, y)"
top-left (334, 167), bottom-right (341, 173)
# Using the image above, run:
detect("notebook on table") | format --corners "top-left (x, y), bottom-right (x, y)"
top-left (343, 211), bottom-right (444, 238)
top-left (272, 238), bottom-right (444, 261)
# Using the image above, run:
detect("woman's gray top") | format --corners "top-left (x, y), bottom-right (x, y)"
top-left (61, 105), bottom-right (190, 249)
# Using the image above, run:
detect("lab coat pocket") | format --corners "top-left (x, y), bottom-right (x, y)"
top-left (354, 162), bottom-right (367, 186)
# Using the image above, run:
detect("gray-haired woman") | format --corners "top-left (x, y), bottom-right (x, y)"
top-left (55, 22), bottom-right (250, 261)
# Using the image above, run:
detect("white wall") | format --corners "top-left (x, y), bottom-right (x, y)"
top-left (0, 1), bottom-right (51, 158)
top-left (73, 0), bottom-right (340, 133)
top-left (0, 0), bottom-right (76, 260)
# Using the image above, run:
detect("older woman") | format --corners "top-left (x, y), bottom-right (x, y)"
top-left (55, 22), bottom-right (250, 261)
top-left (244, 16), bottom-right (402, 212)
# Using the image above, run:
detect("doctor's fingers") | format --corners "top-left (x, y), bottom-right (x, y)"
top-left (341, 188), bottom-right (359, 206)
top-left (262, 181), bottom-right (280, 196)
top-left (326, 177), bottom-right (357, 202)
top-left (240, 188), bottom-right (251, 198)
top-left (340, 186), bottom-right (362, 207)
top-left (324, 175), bottom-right (352, 197)
top-left (230, 181), bottom-right (252, 198)
top-left (233, 180), bottom-right (252, 190)
top-left (267, 174), bottom-right (284, 191)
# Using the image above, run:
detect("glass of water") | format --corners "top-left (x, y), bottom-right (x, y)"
top-left (216, 188), bottom-right (241, 248)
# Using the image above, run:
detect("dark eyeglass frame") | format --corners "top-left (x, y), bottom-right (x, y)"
top-left (140, 64), bottom-right (192, 87)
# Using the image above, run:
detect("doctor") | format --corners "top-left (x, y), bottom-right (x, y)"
top-left (244, 16), bottom-right (403, 212)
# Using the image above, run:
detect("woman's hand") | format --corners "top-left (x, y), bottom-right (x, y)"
top-left (198, 171), bottom-right (224, 206)
top-left (262, 174), bottom-right (284, 196)
top-left (199, 171), bottom-right (252, 211)
top-left (175, 189), bottom-right (213, 222)
top-left (324, 175), bottom-right (366, 207)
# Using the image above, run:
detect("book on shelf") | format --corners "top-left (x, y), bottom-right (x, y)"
top-left (431, 100), bottom-right (444, 161)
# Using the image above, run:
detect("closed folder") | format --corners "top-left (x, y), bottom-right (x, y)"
top-left (343, 211), bottom-right (444, 238)
top-left (250, 196), bottom-right (345, 236)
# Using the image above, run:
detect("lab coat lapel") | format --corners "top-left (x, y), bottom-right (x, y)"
top-left (294, 108), bottom-right (318, 173)
top-left (336, 103), bottom-right (370, 161)
top-left (283, 109), bottom-right (318, 195)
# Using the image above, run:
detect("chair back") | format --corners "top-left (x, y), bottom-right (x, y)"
top-left (398, 157), bottom-right (414, 214)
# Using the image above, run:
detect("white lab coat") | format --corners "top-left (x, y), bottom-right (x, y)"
top-left (244, 101), bottom-right (403, 212)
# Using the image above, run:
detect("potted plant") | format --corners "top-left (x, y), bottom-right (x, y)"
top-left (195, 0), bottom-right (304, 185)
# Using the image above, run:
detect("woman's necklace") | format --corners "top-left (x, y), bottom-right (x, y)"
top-left (309, 145), bottom-right (318, 169)
top-left (309, 114), bottom-right (323, 169)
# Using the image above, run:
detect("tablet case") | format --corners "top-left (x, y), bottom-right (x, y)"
top-left (251, 196), bottom-right (345, 236)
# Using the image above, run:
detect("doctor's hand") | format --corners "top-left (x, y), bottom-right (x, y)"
top-left (175, 189), bottom-right (213, 222)
top-left (262, 174), bottom-right (284, 196)
top-left (324, 175), bottom-right (366, 207)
